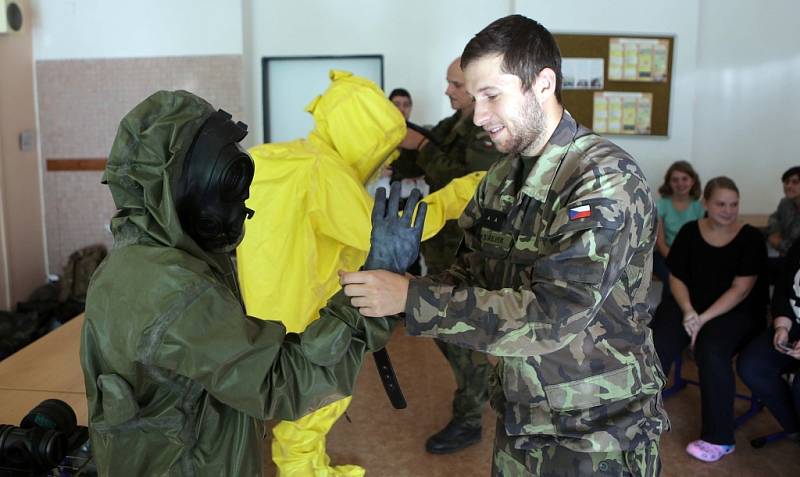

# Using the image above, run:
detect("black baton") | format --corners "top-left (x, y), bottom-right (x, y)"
top-left (372, 348), bottom-right (407, 409)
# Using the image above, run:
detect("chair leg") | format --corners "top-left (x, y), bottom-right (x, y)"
top-left (751, 431), bottom-right (786, 449)
top-left (734, 397), bottom-right (763, 429)
top-left (662, 356), bottom-right (688, 399)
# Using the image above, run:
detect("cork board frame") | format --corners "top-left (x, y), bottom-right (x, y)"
top-left (554, 33), bottom-right (674, 136)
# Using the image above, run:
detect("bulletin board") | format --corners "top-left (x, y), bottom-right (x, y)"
top-left (554, 34), bottom-right (674, 136)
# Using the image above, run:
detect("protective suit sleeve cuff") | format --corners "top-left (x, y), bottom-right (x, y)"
top-left (326, 290), bottom-right (400, 351)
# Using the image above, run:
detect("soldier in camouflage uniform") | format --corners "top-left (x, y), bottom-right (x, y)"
top-left (394, 57), bottom-right (504, 454)
top-left (342, 15), bottom-right (668, 476)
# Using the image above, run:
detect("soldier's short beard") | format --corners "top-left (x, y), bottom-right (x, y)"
top-left (507, 93), bottom-right (547, 156)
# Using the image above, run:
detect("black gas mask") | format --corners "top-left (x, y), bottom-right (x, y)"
top-left (175, 109), bottom-right (255, 253)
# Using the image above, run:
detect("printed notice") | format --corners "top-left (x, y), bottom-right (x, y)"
top-left (593, 94), bottom-right (608, 133)
top-left (608, 38), bottom-right (670, 82)
top-left (562, 57), bottom-right (605, 90)
top-left (593, 92), bottom-right (653, 135)
top-left (608, 41), bottom-right (623, 80)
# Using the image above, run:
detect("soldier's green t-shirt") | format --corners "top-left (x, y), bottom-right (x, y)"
top-left (520, 155), bottom-right (539, 187)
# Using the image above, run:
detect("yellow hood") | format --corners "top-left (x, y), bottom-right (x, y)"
top-left (306, 70), bottom-right (405, 184)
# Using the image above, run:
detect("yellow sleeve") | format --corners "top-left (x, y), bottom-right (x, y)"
top-left (420, 171), bottom-right (484, 241)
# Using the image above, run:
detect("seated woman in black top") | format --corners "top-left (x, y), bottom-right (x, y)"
top-left (650, 176), bottom-right (768, 462)
top-left (737, 240), bottom-right (800, 444)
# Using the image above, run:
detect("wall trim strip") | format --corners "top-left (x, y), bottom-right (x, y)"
top-left (46, 159), bottom-right (107, 171)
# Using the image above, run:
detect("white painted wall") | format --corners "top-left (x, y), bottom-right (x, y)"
top-left (691, 0), bottom-right (800, 213)
top-left (242, 0), bottom-right (513, 145)
top-left (29, 0), bottom-right (800, 212)
top-left (243, 0), bottom-right (700, 196)
top-left (30, 0), bottom-right (243, 60)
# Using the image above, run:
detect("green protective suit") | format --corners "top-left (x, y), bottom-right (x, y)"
top-left (80, 90), bottom-right (396, 477)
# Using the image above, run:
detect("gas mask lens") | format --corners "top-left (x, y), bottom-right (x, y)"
top-left (219, 151), bottom-right (254, 203)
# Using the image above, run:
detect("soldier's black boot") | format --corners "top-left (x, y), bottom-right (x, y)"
top-left (425, 420), bottom-right (481, 454)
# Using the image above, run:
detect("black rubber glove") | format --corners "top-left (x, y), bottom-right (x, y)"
top-left (363, 181), bottom-right (427, 273)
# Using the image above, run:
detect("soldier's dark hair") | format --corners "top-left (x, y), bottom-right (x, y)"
top-left (658, 160), bottom-right (701, 199)
top-left (389, 88), bottom-right (412, 103)
top-left (703, 176), bottom-right (739, 201)
top-left (461, 15), bottom-right (562, 103)
top-left (781, 166), bottom-right (800, 183)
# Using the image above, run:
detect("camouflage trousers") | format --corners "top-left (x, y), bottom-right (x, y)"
top-left (435, 339), bottom-right (492, 429)
top-left (493, 419), bottom-right (661, 477)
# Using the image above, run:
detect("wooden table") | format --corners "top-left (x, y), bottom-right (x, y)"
top-left (0, 314), bottom-right (87, 425)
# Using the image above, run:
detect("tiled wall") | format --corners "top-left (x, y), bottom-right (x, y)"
top-left (42, 170), bottom-right (112, 277)
top-left (37, 55), bottom-right (243, 274)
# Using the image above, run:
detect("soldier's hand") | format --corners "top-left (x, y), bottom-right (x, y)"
top-left (363, 181), bottom-right (426, 274)
top-left (339, 270), bottom-right (409, 317)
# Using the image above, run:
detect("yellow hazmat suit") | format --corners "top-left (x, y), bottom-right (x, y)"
top-left (237, 70), bottom-right (482, 476)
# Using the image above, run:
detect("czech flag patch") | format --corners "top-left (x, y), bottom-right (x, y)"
top-left (568, 205), bottom-right (592, 221)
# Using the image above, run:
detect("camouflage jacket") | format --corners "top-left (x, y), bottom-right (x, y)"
top-left (416, 110), bottom-right (501, 192)
top-left (766, 197), bottom-right (800, 254)
top-left (404, 111), bottom-right (668, 452)
top-left (401, 111), bottom-right (503, 273)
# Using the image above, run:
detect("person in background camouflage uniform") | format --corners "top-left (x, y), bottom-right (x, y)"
top-left (341, 15), bottom-right (668, 476)
top-left (766, 166), bottom-right (800, 256)
top-left (394, 57), bottom-right (504, 454)
top-left (765, 166), bottom-right (800, 284)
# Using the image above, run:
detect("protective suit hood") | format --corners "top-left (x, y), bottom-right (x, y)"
top-left (306, 70), bottom-right (405, 183)
top-left (103, 90), bottom-right (218, 263)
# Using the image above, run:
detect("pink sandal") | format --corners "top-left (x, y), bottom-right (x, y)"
top-left (686, 440), bottom-right (735, 462)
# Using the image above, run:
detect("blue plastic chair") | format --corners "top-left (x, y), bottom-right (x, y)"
top-left (749, 372), bottom-right (796, 448)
